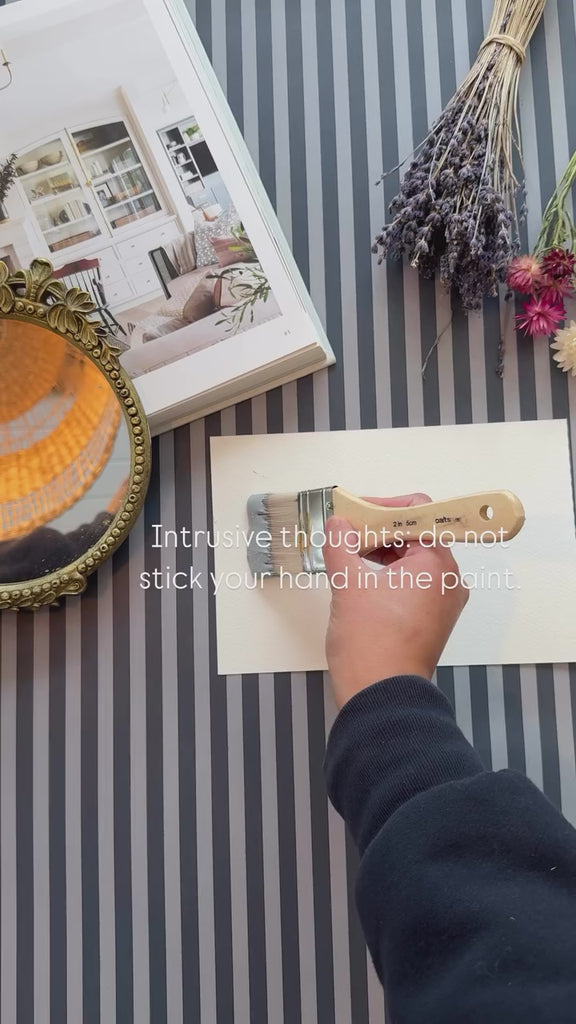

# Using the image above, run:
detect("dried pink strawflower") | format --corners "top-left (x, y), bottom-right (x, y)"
top-left (539, 276), bottom-right (574, 304)
top-left (506, 255), bottom-right (543, 294)
top-left (515, 294), bottom-right (565, 337)
top-left (541, 247), bottom-right (576, 280)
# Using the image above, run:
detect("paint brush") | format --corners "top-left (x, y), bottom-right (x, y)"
top-left (246, 487), bottom-right (525, 575)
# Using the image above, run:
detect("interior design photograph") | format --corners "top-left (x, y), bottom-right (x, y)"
top-left (0, 0), bottom-right (281, 381)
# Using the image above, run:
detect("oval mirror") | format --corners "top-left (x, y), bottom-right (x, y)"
top-left (0, 258), bottom-right (151, 609)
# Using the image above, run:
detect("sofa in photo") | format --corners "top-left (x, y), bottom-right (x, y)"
top-left (121, 206), bottom-right (280, 377)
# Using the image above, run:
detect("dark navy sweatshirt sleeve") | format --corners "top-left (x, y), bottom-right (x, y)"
top-left (324, 676), bottom-right (576, 1024)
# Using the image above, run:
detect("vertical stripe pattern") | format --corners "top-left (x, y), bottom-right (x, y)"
top-left (1, 1), bottom-right (576, 1020)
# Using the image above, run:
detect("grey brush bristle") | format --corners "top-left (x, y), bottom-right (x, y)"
top-left (247, 487), bottom-right (334, 576)
top-left (246, 493), bottom-right (274, 574)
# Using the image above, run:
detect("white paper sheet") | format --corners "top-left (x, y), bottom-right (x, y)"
top-left (210, 420), bottom-right (576, 674)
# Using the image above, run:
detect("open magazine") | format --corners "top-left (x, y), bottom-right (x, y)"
top-left (0, 0), bottom-right (334, 433)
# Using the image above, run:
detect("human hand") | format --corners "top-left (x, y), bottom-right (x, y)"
top-left (323, 494), bottom-right (469, 709)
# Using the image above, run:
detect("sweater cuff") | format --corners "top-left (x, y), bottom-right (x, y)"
top-left (324, 676), bottom-right (484, 855)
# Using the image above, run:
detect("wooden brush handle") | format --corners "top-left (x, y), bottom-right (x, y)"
top-left (331, 488), bottom-right (525, 551)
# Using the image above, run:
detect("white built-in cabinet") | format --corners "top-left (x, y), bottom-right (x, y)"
top-left (14, 119), bottom-right (180, 310)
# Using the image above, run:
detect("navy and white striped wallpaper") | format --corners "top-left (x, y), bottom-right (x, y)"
top-left (1, 1), bottom-right (576, 1021)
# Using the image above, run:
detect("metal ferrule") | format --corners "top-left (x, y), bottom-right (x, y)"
top-left (297, 486), bottom-right (336, 572)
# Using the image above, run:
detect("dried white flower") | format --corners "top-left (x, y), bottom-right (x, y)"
top-left (551, 320), bottom-right (576, 376)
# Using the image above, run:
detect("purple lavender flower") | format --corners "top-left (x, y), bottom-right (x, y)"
top-left (372, 2), bottom-right (545, 311)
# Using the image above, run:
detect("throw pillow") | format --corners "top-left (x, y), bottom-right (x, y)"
top-left (212, 263), bottom-right (263, 308)
top-left (155, 291), bottom-right (187, 319)
top-left (195, 205), bottom-right (241, 268)
top-left (157, 302), bottom-right (185, 319)
top-left (172, 231), bottom-right (197, 274)
top-left (183, 273), bottom-right (217, 323)
top-left (142, 316), bottom-right (187, 342)
top-left (212, 236), bottom-right (245, 268)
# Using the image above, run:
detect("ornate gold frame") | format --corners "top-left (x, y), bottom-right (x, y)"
top-left (0, 257), bottom-right (152, 610)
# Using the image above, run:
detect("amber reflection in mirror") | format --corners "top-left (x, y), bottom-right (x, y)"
top-left (0, 318), bottom-right (130, 584)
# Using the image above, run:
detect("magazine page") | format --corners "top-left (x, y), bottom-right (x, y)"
top-left (0, 0), bottom-right (334, 429)
top-left (159, 0), bottom-right (329, 335)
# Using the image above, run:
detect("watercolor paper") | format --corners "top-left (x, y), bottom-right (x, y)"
top-left (210, 420), bottom-right (576, 674)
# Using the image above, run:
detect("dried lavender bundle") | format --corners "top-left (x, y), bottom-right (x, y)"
top-left (373, 0), bottom-right (548, 311)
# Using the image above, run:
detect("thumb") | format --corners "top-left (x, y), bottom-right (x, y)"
top-left (323, 516), bottom-right (363, 579)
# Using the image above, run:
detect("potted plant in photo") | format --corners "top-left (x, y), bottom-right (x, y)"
top-left (0, 154), bottom-right (17, 221)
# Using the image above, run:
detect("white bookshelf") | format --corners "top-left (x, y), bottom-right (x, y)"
top-left (158, 116), bottom-right (218, 208)
top-left (12, 118), bottom-right (180, 311)
top-left (15, 119), bottom-right (165, 255)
